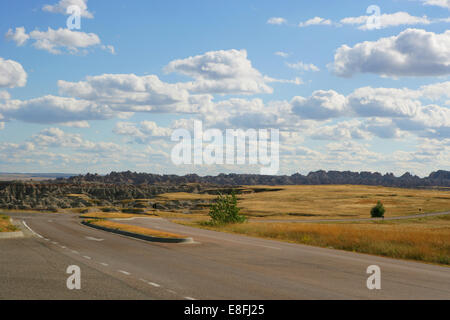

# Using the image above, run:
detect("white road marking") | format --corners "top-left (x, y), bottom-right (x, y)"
top-left (52, 241), bottom-right (58, 245)
top-left (22, 221), bottom-right (44, 238)
top-left (148, 282), bottom-right (160, 287)
top-left (100, 262), bottom-right (109, 266)
top-left (48, 220), bottom-right (53, 222)
top-left (185, 297), bottom-right (196, 300)
top-left (85, 236), bottom-right (104, 241)
top-left (72, 250), bottom-right (79, 254)
top-left (166, 289), bottom-right (177, 294)
top-left (118, 270), bottom-right (131, 275)
top-left (60, 246), bottom-right (66, 249)
top-left (83, 256), bottom-right (91, 260)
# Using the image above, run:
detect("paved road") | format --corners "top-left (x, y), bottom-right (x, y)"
top-left (1, 212), bottom-right (449, 300)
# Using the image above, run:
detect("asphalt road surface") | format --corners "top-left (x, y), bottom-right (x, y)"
top-left (1, 212), bottom-right (449, 300)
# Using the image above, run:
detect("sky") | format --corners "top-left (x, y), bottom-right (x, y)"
top-left (0, 0), bottom-right (449, 176)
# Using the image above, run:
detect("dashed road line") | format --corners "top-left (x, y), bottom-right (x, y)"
top-left (100, 262), bottom-right (109, 266)
top-left (72, 250), bottom-right (79, 254)
top-left (118, 270), bottom-right (131, 275)
top-left (148, 282), bottom-right (160, 287)
top-left (83, 255), bottom-right (92, 260)
top-left (185, 296), bottom-right (196, 300)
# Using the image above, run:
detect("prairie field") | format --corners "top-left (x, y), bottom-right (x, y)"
top-left (185, 215), bottom-right (450, 265)
top-left (234, 185), bottom-right (450, 220)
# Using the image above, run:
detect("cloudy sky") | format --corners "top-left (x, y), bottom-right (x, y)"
top-left (0, 0), bottom-right (449, 176)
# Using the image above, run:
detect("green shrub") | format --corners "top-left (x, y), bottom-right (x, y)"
top-left (208, 191), bottom-right (246, 225)
top-left (371, 201), bottom-right (385, 218)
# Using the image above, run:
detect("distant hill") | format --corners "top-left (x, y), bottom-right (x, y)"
top-left (1, 170), bottom-right (449, 211)
top-left (61, 170), bottom-right (450, 188)
top-left (0, 173), bottom-right (76, 181)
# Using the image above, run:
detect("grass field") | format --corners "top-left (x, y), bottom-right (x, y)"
top-left (0, 214), bottom-right (18, 232)
top-left (182, 215), bottom-right (450, 265)
top-left (86, 219), bottom-right (186, 239)
top-left (234, 185), bottom-right (450, 219)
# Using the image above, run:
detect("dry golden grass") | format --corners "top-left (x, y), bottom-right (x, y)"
top-left (87, 219), bottom-right (186, 239)
top-left (0, 214), bottom-right (18, 232)
top-left (156, 192), bottom-right (216, 201)
top-left (236, 185), bottom-right (450, 219)
top-left (189, 215), bottom-right (450, 265)
top-left (80, 212), bottom-right (157, 219)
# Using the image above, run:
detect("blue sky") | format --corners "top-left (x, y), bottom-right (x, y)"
top-left (0, 0), bottom-right (449, 176)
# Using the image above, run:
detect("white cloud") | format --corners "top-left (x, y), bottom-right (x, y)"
top-left (114, 121), bottom-right (172, 144)
top-left (43, 0), bottom-right (93, 18)
top-left (0, 90), bottom-right (11, 100)
top-left (341, 12), bottom-right (431, 30)
top-left (274, 51), bottom-right (289, 58)
top-left (164, 49), bottom-right (273, 95)
top-left (0, 57), bottom-right (27, 88)
top-left (331, 28), bottom-right (450, 77)
top-left (286, 61), bottom-right (320, 72)
top-left (61, 120), bottom-right (90, 128)
top-left (58, 73), bottom-right (201, 113)
top-left (298, 17), bottom-right (332, 27)
top-left (0, 95), bottom-right (114, 124)
top-left (6, 27), bottom-right (105, 55)
top-left (32, 127), bottom-right (121, 152)
top-left (291, 90), bottom-right (347, 120)
top-left (267, 17), bottom-right (287, 25)
top-left (423, 0), bottom-right (450, 9)
top-left (5, 27), bottom-right (29, 46)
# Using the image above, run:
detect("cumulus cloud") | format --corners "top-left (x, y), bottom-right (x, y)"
top-left (6, 27), bottom-right (105, 55)
top-left (5, 27), bottom-right (29, 46)
top-left (43, 0), bottom-right (93, 18)
top-left (274, 51), bottom-right (289, 58)
top-left (291, 90), bottom-right (347, 120)
top-left (58, 73), bottom-right (203, 113)
top-left (0, 57), bottom-right (27, 88)
top-left (32, 127), bottom-right (121, 152)
top-left (340, 12), bottom-right (431, 30)
top-left (164, 49), bottom-right (274, 95)
top-left (267, 17), bottom-right (287, 25)
top-left (286, 61), bottom-right (320, 72)
top-left (0, 95), bottom-right (114, 124)
top-left (114, 121), bottom-right (172, 144)
top-left (423, 0), bottom-right (450, 9)
top-left (0, 90), bottom-right (11, 100)
top-left (331, 28), bottom-right (450, 78)
top-left (298, 17), bottom-right (332, 27)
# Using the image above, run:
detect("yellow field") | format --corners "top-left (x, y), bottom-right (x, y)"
top-left (0, 214), bottom-right (18, 232)
top-left (184, 215), bottom-right (450, 265)
top-left (156, 192), bottom-right (216, 201)
top-left (235, 185), bottom-right (450, 219)
top-left (86, 219), bottom-right (186, 239)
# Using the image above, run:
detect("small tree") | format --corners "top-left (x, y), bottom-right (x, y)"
top-left (208, 191), bottom-right (246, 225)
top-left (371, 201), bottom-right (385, 218)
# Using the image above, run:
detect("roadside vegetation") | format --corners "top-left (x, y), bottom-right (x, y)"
top-left (186, 215), bottom-right (450, 265)
top-left (204, 191), bottom-right (247, 225)
top-left (85, 219), bottom-right (186, 239)
top-left (0, 214), bottom-right (18, 232)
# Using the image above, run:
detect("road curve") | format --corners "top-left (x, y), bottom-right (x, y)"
top-left (1, 211), bottom-right (449, 300)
